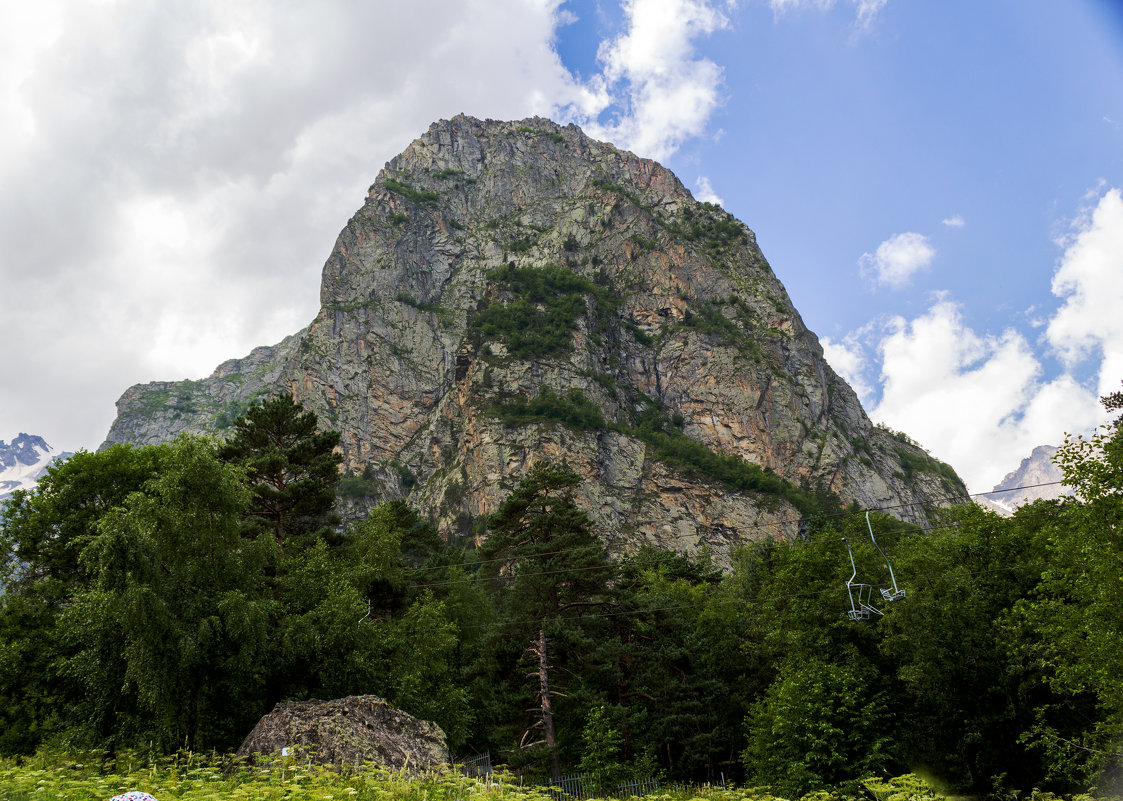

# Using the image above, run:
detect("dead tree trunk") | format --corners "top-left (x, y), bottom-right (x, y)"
top-left (536, 628), bottom-right (561, 780)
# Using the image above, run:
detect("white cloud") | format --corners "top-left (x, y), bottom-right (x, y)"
top-left (821, 333), bottom-right (874, 402)
top-left (0, 0), bottom-right (738, 451)
top-left (693, 175), bottom-right (724, 205)
top-left (576, 0), bottom-right (731, 162)
top-left (815, 191), bottom-right (1122, 495)
top-left (942, 214), bottom-right (965, 228)
top-left (1046, 187), bottom-right (1123, 398)
top-left (868, 300), bottom-right (1102, 492)
top-left (858, 231), bottom-right (935, 288)
top-left (768, 0), bottom-right (887, 27)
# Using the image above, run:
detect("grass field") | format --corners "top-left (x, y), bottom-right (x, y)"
top-left (0, 751), bottom-right (1110, 801)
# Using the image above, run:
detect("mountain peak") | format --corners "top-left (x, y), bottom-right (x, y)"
top-left (102, 116), bottom-right (966, 564)
top-left (978, 444), bottom-right (1069, 516)
top-left (0, 434), bottom-right (71, 502)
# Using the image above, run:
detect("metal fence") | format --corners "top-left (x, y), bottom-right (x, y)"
top-left (457, 751), bottom-right (493, 778)
top-left (547, 772), bottom-right (660, 800)
top-left (614, 776), bottom-right (661, 798)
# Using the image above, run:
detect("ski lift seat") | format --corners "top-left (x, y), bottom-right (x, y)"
top-left (880, 587), bottom-right (906, 602)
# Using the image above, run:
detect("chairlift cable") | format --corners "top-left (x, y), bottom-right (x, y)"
top-left (402, 479), bottom-right (1070, 577)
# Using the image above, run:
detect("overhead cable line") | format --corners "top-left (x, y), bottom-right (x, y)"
top-left (399, 491), bottom-right (1074, 589)
top-left (458, 563), bottom-right (1042, 630)
top-left (404, 505), bottom-right (1071, 593)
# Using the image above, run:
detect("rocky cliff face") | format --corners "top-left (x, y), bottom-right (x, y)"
top-left (977, 444), bottom-right (1068, 516)
top-left (103, 115), bottom-right (965, 564)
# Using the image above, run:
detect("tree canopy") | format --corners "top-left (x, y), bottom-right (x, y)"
top-left (219, 394), bottom-right (342, 549)
top-left (2, 393), bottom-right (1123, 797)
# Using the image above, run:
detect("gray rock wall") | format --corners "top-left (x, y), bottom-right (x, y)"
top-left (103, 115), bottom-right (967, 565)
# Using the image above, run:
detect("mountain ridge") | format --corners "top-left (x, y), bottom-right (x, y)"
top-left (103, 115), bottom-right (966, 563)
top-left (0, 434), bottom-right (72, 502)
top-left (977, 444), bottom-right (1068, 516)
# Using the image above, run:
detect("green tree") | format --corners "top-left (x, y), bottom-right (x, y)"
top-left (1007, 384), bottom-right (1123, 787)
top-left (742, 658), bottom-right (897, 796)
top-left (63, 436), bottom-right (274, 751)
top-left (596, 549), bottom-right (729, 782)
top-left (578, 705), bottom-right (627, 794)
top-left (727, 518), bottom-right (910, 792)
top-left (478, 462), bottom-right (614, 778)
top-left (219, 394), bottom-right (342, 549)
top-left (0, 444), bottom-right (166, 754)
top-left (1, 444), bottom-right (164, 587)
top-left (880, 503), bottom-right (1049, 793)
top-left (269, 500), bottom-right (474, 750)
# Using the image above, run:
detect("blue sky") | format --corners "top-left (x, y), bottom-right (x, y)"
top-left (1, 0), bottom-right (1121, 492)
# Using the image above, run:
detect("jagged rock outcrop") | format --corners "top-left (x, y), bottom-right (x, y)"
top-left (103, 115), bottom-right (966, 563)
top-left (1, 434), bottom-right (72, 502)
top-left (236, 695), bottom-right (449, 771)
top-left (977, 444), bottom-right (1069, 516)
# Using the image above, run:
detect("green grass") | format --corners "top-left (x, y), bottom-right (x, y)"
top-left (6, 752), bottom-right (1093, 801)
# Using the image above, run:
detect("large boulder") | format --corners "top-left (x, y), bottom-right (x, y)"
top-left (236, 695), bottom-right (450, 772)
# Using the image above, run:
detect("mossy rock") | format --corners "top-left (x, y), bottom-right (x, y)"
top-left (235, 695), bottom-right (450, 773)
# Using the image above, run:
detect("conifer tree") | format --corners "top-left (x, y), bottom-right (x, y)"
top-left (219, 394), bottom-right (342, 550)
top-left (479, 462), bottom-right (614, 778)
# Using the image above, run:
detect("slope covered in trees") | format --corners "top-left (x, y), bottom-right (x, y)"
top-left (2, 390), bottom-right (1122, 798)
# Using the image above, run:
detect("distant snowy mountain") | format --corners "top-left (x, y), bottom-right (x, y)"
top-left (977, 444), bottom-right (1069, 516)
top-left (0, 434), bottom-right (72, 502)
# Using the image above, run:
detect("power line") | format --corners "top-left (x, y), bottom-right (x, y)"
top-left (400, 485), bottom-right (1074, 590)
top-left (459, 562), bottom-right (1043, 630)
top-left (406, 479), bottom-right (1070, 577)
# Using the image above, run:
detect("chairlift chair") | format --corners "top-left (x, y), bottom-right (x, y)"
top-left (866, 512), bottom-right (906, 602)
top-left (844, 538), bottom-right (883, 621)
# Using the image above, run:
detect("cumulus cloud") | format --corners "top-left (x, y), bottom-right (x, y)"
top-left (942, 214), bottom-right (965, 228)
top-left (574, 0), bottom-right (732, 162)
top-left (693, 175), bottom-right (724, 205)
top-left (1046, 188), bottom-right (1123, 398)
top-left (834, 189), bottom-right (1123, 493)
top-left (858, 232), bottom-right (935, 288)
top-left (0, 0), bottom-right (738, 451)
top-left (821, 332), bottom-right (874, 402)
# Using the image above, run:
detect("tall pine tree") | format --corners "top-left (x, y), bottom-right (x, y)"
top-left (479, 462), bottom-right (615, 778)
top-left (220, 394), bottom-right (342, 550)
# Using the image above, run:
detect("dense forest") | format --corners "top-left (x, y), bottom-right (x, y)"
top-left (1, 390), bottom-right (1121, 799)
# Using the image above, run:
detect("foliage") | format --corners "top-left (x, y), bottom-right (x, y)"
top-left (489, 386), bottom-right (609, 431)
top-left (1004, 385), bottom-right (1123, 787)
top-left (469, 263), bottom-right (618, 358)
top-left (338, 464), bottom-right (382, 499)
top-left (0, 443), bottom-right (171, 753)
top-left (0, 750), bottom-right (1024, 801)
top-left (476, 463), bottom-right (615, 777)
top-left (488, 387), bottom-right (832, 519)
top-left (664, 204), bottom-right (744, 255)
top-left (891, 446), bottom-right (963, 490)
top-left (629, 400), bottom-right (835, 520)
top-left (384, 177), bottom-right (440, 207)
top-left (63, 436), bottom-right (275, 751)
top-left (396, 292), bottom-right (446, 315)
top-left (743, 659), bottom-right (898, 796)
top-left (219, 395), bottom-right (342, 549)
top-left (5, 387), bottom-right (1123, 797)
